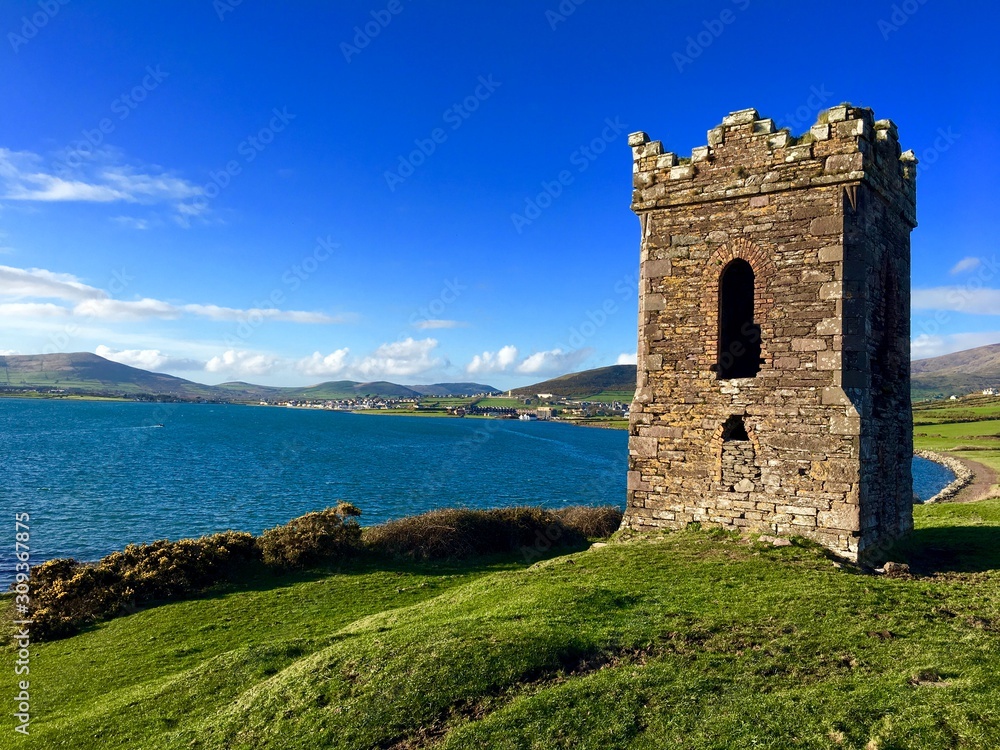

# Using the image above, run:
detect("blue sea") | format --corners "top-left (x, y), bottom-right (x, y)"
top-left (0, 399), bottom-right (954, 586)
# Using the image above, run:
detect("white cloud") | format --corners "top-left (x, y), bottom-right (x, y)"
top-left (412, 319), bottom-right (467, 330)
top-left (615, 352), bottom-right (637, 365)
top-left (180, 304), bottom-right (338, 324)
top-left (355, 337), bottom-right (444, 379)
top-left (0, 264), bottom-right (105, 302)
top-left (516, 348), bottom-right (592, 375)
top-left (112, 216), bottom-right (151, 230)
top-left (205, 350), bottom-right (283, 377)
top-left (74, 297), bottom-right (178, 320)
top-left (294, 339), bottom-right (446, 381)
top-left (466, 345), bottom-right (519, 374)
top-left (0, 264), bottom-right (342, 324)
top-left (0, 147), bottom-right (201, 210)
top-left (0, 349), bottom-right (19, 355)
top-left (297, 349), bottom-right (351, 377)
top-left (949, 257), bottom-right (982, 275)
top-left (0, 302), bottom-right (70, 318)
top-left (912, 287), bottom-right (1000, 315)
top-left (465, 345), bottom-right (593, 377)
top-left (95, 345), bottom-right (203, 371)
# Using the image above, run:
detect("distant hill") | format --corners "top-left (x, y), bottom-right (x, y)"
top-left (408, 383), bottom-right (499, 397)
top-left (21, 344), bottom-right (1000, 405)
top-left (511, 365), bottom-right (637, 399)
top-left (0, 353), bottom-right (219, 399)
top-left (0, 352), bottom-right (498, 401)
top-left (911, 342), bottom-right (1000, 399)
top-left (510, 343), bottom-right (1000, 403)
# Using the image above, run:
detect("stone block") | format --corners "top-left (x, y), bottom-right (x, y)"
top-left (810, 124), bottom-right (830, 141)
top-left (819, 281), bottom-right (843, 300)
top-left (629, 436), bottom-right (658, 458)
top-left (644, 258), bottom-right (672, 278)
top-left (825, 153), bottom-right (863, 173)
top-left (723, 108), bottom-right (758, 126)
top-left (818, 244), bottom-right (843, 263)
top-left (810, 215), bottom-right (842, 236)
top-left (627, 131), bottom-right (649, 147)
top-left (827, 105), bottom-right (849, 123)
top-left (818, 503), bottom-right (860, 530)
top-left (830, 414), bottom-right (860, 435)
top-left (669, 164), bottom-right (696, 180)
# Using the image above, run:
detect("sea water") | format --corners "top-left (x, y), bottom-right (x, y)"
top-left (0, 399), bottom-right (954, 585)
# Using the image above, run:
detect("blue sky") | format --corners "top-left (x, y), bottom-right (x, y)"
top-left (0, 0), bottom-right (997, 389)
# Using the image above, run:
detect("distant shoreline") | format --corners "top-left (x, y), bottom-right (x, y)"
top-left (0, 394), bottom-right (632, 430)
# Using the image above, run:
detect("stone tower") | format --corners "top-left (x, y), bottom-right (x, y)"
top-left (625, 105), bottom-right (916, 563)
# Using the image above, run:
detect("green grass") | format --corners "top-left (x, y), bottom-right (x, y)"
top-left (913, 397), bottom-right (1000, 473)
top-left (474, 397), bottom-right (527, 408)
top-left (8, 501), bottom-right (1000, 749)
top-left (573, 389), bottom-right (635, 403)
top-left (565, 416), bottom-right (629, 430)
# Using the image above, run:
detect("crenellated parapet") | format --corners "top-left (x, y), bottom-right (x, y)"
top-left (629, 105), bottom-right (916, 228)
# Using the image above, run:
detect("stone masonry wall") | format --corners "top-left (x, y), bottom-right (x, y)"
top-left (624, 105), bottom-right (916, 563)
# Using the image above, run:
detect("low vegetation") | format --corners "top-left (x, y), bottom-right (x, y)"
top-left (4, 500), bottom-right (999, 749)
top-left (11, 504), bottom-right (621, 642)
top-left (362, 506), bottom-right (618, 561)
top-left (257, 502), bottom-right (363, 569)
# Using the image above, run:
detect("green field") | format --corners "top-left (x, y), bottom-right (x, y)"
top-left (913, 395), bottom-right (1000, 473)
top-left (573, 389), bottom-right (635, 404)
top-left (474, 397), bottom-right (527, 408)
top-left (7, 499), bottom-right (1000, 749)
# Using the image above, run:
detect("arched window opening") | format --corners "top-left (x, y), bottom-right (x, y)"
top-left (717, 259), bottom-right (761, 379)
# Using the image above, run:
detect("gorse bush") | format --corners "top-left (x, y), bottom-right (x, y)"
top-left (552, 505), bottom-right (623, 538)
top-left (24, 531), bottom-right (261, 641)
top-left (258, 502), bottom-right (363, 569)
top-left (363, 506), bottom-right (591, 561)
top-left (104, 531), bottom-right (262, 600)
top-left (14, 503), bottom-right (621, 641)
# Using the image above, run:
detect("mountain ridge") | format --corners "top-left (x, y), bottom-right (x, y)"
top-left (0, 353), bottom-right (497, 400)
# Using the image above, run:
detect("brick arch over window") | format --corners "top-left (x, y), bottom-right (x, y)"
top-left (700, 238), bottom-right (775, 375)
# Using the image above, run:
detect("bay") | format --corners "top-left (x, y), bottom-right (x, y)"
top-left (0, 399), bottom-right (955, 586)
top-left (0, 399), bottom-right (625, 585)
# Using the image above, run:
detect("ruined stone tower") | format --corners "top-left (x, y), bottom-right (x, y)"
top-left (625, 105), bottom-right (916, 563)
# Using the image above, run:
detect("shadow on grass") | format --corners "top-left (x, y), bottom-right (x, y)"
top-left (890, 525), bottom-right (1000, 574)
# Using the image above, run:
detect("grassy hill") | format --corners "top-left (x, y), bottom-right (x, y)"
top-left (409, 382), bottom-right (499, 397)
top-left (912, 343), bottom-right (1000, 400)
top-left (0, 353), bottom-right (498, 401)
top-left (512, 364), bottom-right (637, 399)
top-left (0, 353), bottom-right (219, 399)
top-left (6, 500), bottom-right (1000, 748)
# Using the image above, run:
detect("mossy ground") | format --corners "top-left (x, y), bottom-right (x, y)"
top-left (6, 500), bottom-right (1000, 749)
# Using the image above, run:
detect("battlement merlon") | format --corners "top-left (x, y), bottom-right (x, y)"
top-left (629, 105), bottom-right (917, 228)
